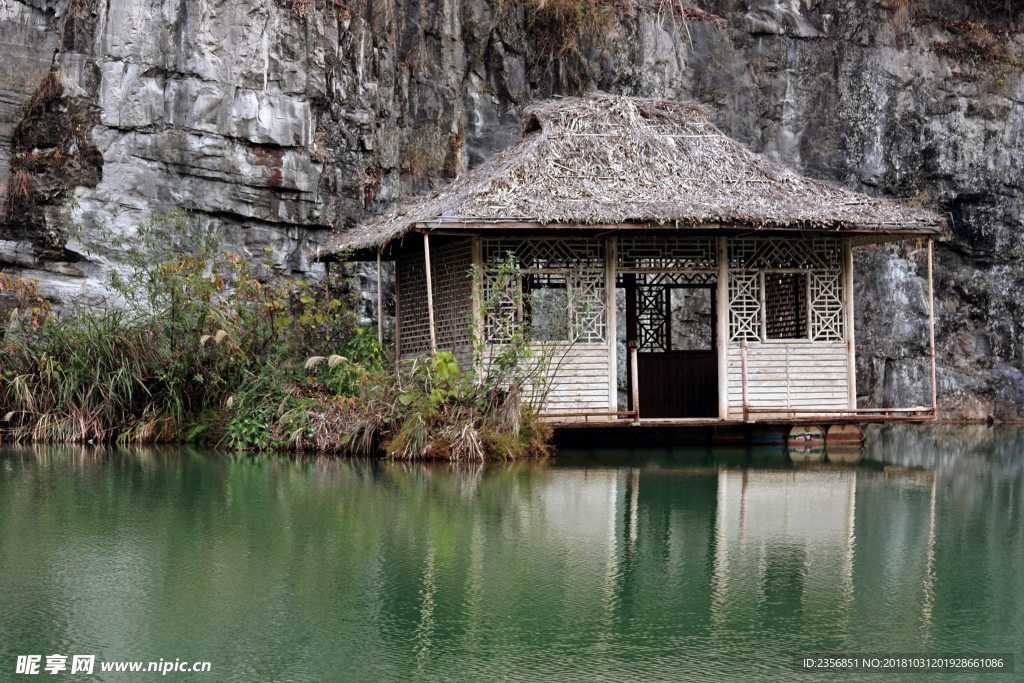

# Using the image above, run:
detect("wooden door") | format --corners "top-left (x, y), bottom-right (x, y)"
top-left (637, 351), bottom-right (718, 418)
top-left (626, 277), bottom-right (719, 418)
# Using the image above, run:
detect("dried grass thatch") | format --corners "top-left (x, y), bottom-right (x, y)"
top-left (325, 93), bottom-right (941, 252)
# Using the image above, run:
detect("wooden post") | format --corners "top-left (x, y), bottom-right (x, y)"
top-left (471, 236), bottom-right (484, 372)
top-left (928, 237), bottom-right (937, 416)
top-left (624, 273), bottom-right (637, 412)
top-left (844, 238), bottom-right (856, 410)
top-left (758, 270), bottom-right (767, 342)
top-left (741, 339), bottom-right (749, 422)
top-left (376, 250), bottom-right (384, 344)
top-left (423, 232), bottom-right (437, 355)
top-left (630, 343), bottom-right (640, 423)
top-left (606, 236), bottom-right (618, 417)
top-left (717, 237), bottom-right (729, 420)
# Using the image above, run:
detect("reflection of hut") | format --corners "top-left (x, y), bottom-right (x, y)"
top-left (319, 94), bottom-right (942, 426)
top-left (711, 470), bottom-right (857, 625)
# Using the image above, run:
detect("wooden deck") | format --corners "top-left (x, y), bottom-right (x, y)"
top-left (546, 408), bottom-right (934, 429)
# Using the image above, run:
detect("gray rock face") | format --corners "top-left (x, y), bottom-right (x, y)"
top-left (1, 0), bottom-right (1022, 418)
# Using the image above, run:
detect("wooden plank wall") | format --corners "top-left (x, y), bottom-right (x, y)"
top-left (726, 342), bottom-right (850, 419)
top-left (524, 343), bottom-right (611, 418)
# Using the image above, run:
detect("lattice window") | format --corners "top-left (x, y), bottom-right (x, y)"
top-left (728, 272), bottom-right (761, 342)
top-left (728, 237), bottom-right (841, 270)
top-left (431, 239), bottom-right (474, 359)
top-left (765, 273), bottom-right (807, 339)
top-left (726, 237), bottom-right (846, 343)
top-left (624, 272), bottom-right (717, 287)
top-left (398, 239), bottom-right (474, 360)
top-left (398, 249), bottom-right (431, 357)
top-left (636, 284), bottom-right (668, 352)
top-left (481, 238), bottom-right (606, 344)
top-left (809, 272), bottom-right (845, 341)
top-left (617, 236), bottom-right (717, 272)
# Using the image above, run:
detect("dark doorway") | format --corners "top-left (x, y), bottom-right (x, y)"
top-left (624, 275), bottom-right (718, 419)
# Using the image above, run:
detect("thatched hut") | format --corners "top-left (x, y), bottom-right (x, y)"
top-left (320, 94), bottom-right (943, 425)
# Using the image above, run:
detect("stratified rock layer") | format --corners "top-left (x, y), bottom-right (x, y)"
top-left (1, 0), bottom-right (1022, 419)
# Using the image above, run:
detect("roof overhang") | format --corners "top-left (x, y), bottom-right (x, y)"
top-left (316, 220), bottom-right (942, 262)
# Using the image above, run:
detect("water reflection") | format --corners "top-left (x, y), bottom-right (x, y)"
top-left (0, 426), bottom-right (1021, 682)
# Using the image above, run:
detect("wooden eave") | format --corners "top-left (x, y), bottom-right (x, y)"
top-left (320, 219), bottom-right (942, 262)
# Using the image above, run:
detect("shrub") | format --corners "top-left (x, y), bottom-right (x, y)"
top-left (0, 212), bottom-right (362, 444)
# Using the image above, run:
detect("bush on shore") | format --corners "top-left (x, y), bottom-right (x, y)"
top-left (0, 214), bottom-right (553, 459)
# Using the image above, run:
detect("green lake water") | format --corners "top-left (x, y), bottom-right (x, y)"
top-left (1, 424), bottom-right (1022, 682)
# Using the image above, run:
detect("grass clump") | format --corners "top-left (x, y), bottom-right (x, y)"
top-left (526, 0), bottom-right (616, 58)
top-left (889, 1), bottom-right (1022, 70)
top-left (0, 212), bottom-right (364, 446)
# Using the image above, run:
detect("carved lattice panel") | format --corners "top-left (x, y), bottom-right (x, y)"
top-left (483, 238), bottom-right (604, 271)
top-left (729, 271), bottom-right (761, 342)
top-left (809, 272), bottom-right (845, 341)
top-left (481, 238), bottom-right (606, 344)
top-left (728, 237), bottom-right (841, 270)
top-left (636, 285), bottom-right (668, 352)
top-left (617, 237), bottom-right (717, 272)
top-left (634, 272), bottom-right (716, 287)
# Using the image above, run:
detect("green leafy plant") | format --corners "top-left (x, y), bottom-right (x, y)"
top-left (225, 416), bottom-right (272, 451)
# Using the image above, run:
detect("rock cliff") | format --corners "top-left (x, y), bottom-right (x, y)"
top-left (1, 0), bottom-right (1021, 418)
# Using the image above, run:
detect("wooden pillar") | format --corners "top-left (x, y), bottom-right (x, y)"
top-left (843, 237), bottom-right (856, 410)
top-left (741, 339), bottom-right (749, 422)
top-left (630, 345), bottom-right (640, 423)
top-left (716, 237), bottom-right (729, 420)
top-left (376, 250), bottom-right (383, 344)
top-left (624, 273), bottom-right (637, 412)
top-left (606, 235), bottom-right (617, 416)
top-left (928, 237), bottom-right (937, 416)
top-left (473, 236), bottom-right (485, 352)
top-left (423, 232), bottom-right (437, 354)
top-left (758, 270), bottom-right (767, 343)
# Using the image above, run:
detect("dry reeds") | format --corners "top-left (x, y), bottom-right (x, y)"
top-left (24, 70), bottom-right (63, 116)
top-left (0, 170), bottom-right (35, 220)
top-left (325, 94), bottom-right (942, 254)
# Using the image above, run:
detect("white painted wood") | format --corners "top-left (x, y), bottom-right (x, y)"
top-left (741, 339), bottom-right (749, 421)
top-left (606, 236), bottom-right (618, 414)
top-left (844, 237), bottom-right (856, 409)
top-left (484, 343), bottom-right (611, 416)
top-left (630, 346), bottom-right (639, 421)
top-left (726, 342), bottom-right (850, 419)
top-left (758, 270), bottom-right (767, 342)
top-left (717, 237), bottom-right (729, 419)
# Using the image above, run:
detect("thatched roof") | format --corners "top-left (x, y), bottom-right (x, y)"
top-left (324, 94), bottom-right (942, 253)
